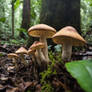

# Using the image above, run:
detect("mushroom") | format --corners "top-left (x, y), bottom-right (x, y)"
top-left (29, 41), bottom-right (46, 66)
top-left (28, 49), bottom-right (39, 80)
top-left (28, 49), bottom-right (36, 62)
top-left (7, 53), bottom-right (19, 68)
top-left (52, 26), bottom-right (87, 62)
top-left (15, 47), bottom-right (28, 65)
top-left (28, 24), bottom-right (56, 62)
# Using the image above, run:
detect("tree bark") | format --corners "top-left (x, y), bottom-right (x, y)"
top-left (11, 0), bottom-right (15, 37)
top-left (20, 0), bottom-right (30, 38)
top-left (40, 0), bottom-right (80, 33)
top-left (40, 0), bottom-right (80, 49)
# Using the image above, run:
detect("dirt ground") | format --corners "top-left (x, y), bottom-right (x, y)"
top-left (0, 44), bottom-right (91, 92)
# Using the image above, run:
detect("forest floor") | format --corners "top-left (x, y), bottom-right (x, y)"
top-left (0, 44), bottom-right (91, 92)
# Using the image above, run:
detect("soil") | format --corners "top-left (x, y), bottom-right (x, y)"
top-left (0, 44), bottom-right (87, 92)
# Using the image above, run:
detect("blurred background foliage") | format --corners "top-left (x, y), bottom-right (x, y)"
top-left (81, 0), bottom-right (92, 43)
top-left (0, 0), bottom-right (92, 45)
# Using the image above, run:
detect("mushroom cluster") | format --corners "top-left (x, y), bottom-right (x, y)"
top-left (7, 24), bottom-right (87, 73)
top-left (28, 24), bottom-right (86, 63)
top-left (7, 47), bottom-right (28, 68)
top-left (28, 41), bottom-right (45, 66)
top-left (28, 24), bottom-right (56, 62)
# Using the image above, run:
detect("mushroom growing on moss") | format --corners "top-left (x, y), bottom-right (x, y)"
top-left (52, 26), bottom-right (87, 62)
top-left (28, 24), bottom-right (56, 62)
top-left (15, 47), bottom-right (28, 65)
top-left (8, 53), bottom-right (19, 68)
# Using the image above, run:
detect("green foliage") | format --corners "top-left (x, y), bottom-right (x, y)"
top-left (17, 28), bottom-right (26, 32)
top-left (0, 53), bottom-right (4, 57)
top-left (40, 51), bottom-right (57, 92)
top-left (0, 0), bottom-right (42, 45)
top-left (14, 0), bottom-right (20, 10)
top-left (81, 0), bottom-right (92, 42)
top-left (17, 28), bottom-right (29, 38)
top-left (14, 0), bottom-right (23, 10)
top-left (65, 60), bottom-right (92, 92)
top-left (1, 38), bottom-right (26, 45)
top-left (10, 39), bottom-right (26, 45)
top-left (40, 52), bottom-right (56, 83)
top-left (31, 0), bottom-right (42, 26)
top-left (27, 90), bottom-right (31, 92)
top-left (0, 0), bottom-right (92, 44)
top-left (41, 83), bottom-right (54, 92)
top-left (0, 17), bottom-right (6, 23)
top-left (0, 27), bottom-right (28, 45)
top-left (0, 0), bottom-right (23, 41)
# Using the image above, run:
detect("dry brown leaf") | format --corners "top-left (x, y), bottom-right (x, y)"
top-left (6, 87), bottom-right (19, 92)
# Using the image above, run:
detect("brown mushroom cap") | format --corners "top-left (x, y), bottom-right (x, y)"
top-left (15, 47), bottom-right (27, 54)
top-left (8, 53), bottom-right (18, 58)
top-left (28, 49), bottom-right (35, 55)
top-left (30, 41), bottom-right (45, 51)
top-left (28, 24), bottom-right (56, 38)
top-left (52, 26), bottom-right (87, 46)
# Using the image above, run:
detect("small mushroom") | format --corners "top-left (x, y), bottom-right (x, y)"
top-left (28, 24), bottom-right (56, 62)
top-left (7, 53), bottom-right (19, 68)
top-left (28, 49), bottom-right (36, 62)
top-left (52, 26), bottom-right (87, 62)
top-left (15, 47), bottom-right (28, 65)
top-left (29, 41), bottom-right (46, 66)
top-left (28, 49), bottom-right (39, 80)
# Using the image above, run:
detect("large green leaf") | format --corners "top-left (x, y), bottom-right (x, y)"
top-left (65, 60), bottom-right (92, 92)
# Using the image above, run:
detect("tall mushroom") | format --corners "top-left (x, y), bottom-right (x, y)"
top-left (15, 47), bottom-right (28, 65)
top-left (28, 24), bottom-right (56, 62)
top-left (52, 26), bottom-right (87, 62)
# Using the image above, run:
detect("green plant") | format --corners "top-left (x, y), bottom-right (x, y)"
top-left (40, 51), bottom-right (57, 92)
top-left (31, 0), bottom-right (42, 26)
top-left (66, 60), bottom-right (92, 92)
top-left (81, 0), bottom-right (92, 43)
top-left (41, 82), bottom-right (54, 92)
top-left (27, 90), bottom-right (31, 92)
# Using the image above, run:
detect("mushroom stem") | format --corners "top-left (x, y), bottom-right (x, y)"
top-left (62, 42), bottom-right (72, 62)
top-left (31, 54), bottom-right (39, 80)
top-left (20, 54), bottom-right (28, 65)
top-left (31, 54), bottom-right (36, 62)
top-left (35, 49), bottom-right (46, 66)
top-left (35, 50), bottom-right (41, 66)
top-left (12, 58), bottom-right (18, 68)
top-left (36, 49), bottom-right (47, 72)
top-left (37, 49), bottom-right (46, 61)
top-left (40, 36), bottom-right (49, 62)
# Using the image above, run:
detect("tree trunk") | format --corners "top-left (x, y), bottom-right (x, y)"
top-left (40, 0), bottom-right (80, 49)
top-left (20, 0), bottom-right (30, 38)
top-left (11, 0), bottom-right (14, 37)
top-left (40, 0), bottom-right (80, 33)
